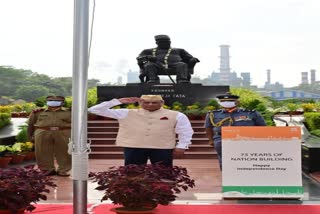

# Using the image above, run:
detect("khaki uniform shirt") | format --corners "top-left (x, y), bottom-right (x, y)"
top-left (27, 107), bottom-right (71, 140)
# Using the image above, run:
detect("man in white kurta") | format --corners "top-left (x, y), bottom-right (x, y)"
top-left (88, 95), bottom-right (193, 166)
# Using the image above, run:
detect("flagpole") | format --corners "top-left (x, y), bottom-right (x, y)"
top-left (72, 0), bottom-right (89, 213)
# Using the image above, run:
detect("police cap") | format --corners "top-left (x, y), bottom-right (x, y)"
top-left (154, 35), bottom-right (170, 41)
top-left (216, 93), bottom-right (239, 101)
top-left (46, 96), bottom-right (65, 101)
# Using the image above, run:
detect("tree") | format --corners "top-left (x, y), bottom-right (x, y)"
top-left (0, 66), bottom-right (33, 96)
top-left (0, 66), bottom-right (100, 100)
top-left (14, 85), bottom-right (50, 102)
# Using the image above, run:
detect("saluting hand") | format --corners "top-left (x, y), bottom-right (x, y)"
top-left (118, 97), bottom-right (142, 104)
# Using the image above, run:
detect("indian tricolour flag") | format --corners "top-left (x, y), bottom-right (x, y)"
top-left (222, 126), bottom-right (303, 199)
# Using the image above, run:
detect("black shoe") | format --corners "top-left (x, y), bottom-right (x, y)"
top-left (57, 172), bottom-right (70, 177)
top-left (43, 170), bottom-right (57, 176)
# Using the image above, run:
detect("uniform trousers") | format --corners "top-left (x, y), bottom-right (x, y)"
top-left (34, 130), bottom-right (71, 173)
top-left (124, 148), bottom-right (173, 167)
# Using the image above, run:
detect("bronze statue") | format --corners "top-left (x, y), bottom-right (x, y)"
top-left (137, 35), bottom-right (200, 84)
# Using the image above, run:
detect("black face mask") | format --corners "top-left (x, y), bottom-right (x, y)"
top-left (156, 40), bottom-right (171, 49)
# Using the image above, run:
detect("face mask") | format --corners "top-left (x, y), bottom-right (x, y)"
top-left (219, 101), bottom-right (236, 108)
top-left (47, 101), bottom-right (62, 107)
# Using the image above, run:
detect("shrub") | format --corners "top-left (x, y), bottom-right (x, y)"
top-left (301, 103), bottom-right (315, 112)
top-left (87, 87), bottom-right (98, 108)
top-left (0, 166), bottom-right (56, 213)
top-left (304, 112), bottom-right (320, 131)
top-left (34, 96), bottom-right (47, 107)
top-left (89, 164), bottom-right (195, 211)
top-left (0, 113), bottom-right (11, 129)
top-left (171, 101), bottom-right (184, 111)
top-left (16, 125), bottom-right (28, 143)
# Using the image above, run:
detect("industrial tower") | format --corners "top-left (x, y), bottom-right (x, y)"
top-left (219, 45), bottom-right (231, 82)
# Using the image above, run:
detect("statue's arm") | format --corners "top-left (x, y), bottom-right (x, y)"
top-left (137, 49), bottom-right (158, 69)
top-left (179, 49), bottom-right (200, 64)
top-left (137, 49), bottom-right (153, 68)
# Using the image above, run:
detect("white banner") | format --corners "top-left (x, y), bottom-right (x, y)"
top-left (222, 126), bottom-right (303, 199)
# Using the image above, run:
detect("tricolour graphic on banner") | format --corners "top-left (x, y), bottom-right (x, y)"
top-left (222, 126), bottom-right (303, 199)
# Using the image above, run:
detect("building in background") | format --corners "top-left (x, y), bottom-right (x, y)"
top-left (310, 69), bottom-right (316, 84)
top-left (240, 72), bottom-right (251, 87)
top-left (219, 45), bottom-right (231, 82)
top-left (264, 69), bottom-right (283, 90)
top-left (301, 72), bottom-right (309, 84)
top-left (127, 70), bottom-right (140, 83)
top-left (261, 90), bottom-right (320, 101)
top-left (209, 45), bottom-right (248, 87)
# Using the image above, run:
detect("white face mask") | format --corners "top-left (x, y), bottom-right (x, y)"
top-left (219, 101), bottom-right (236, 108)
top-left (47, 101), bottom-right (62, 107)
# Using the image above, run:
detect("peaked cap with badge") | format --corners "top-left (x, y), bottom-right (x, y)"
top-left (216, 93), bottom-right (239, 101)
top-left (46, 96), bottom-right (65, 101)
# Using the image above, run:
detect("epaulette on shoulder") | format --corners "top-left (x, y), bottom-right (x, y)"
top-left (32, 108), bottom-right (45, 113)
top-left (239, 108), bottom-right (256, 112)
top-left (209, 109), bottom-right (222, 113)
top-left (62, 107), bottom-right (71, 111)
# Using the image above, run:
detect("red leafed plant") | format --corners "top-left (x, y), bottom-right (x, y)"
top-left (89, 164), bottom-right (195, 211)
top-left (0, 166), bottom-right (56, 213)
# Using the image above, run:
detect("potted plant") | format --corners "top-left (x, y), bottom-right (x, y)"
top-left (89, 164), bottom-right (195, 213)
top-left (0, 166), bottom-right (56, 213)
top-left (184, 108), bottom-right (202, 120)
top-left (0, 146), bottom-right (11, 168)
top-left (184, 102), bottom-right (204, 120)
top-left (15, 125), bottom-right (35, 161)
top-left (5, 143), bottom-right (26, 164)
top-left (286, 103), bottom-right (299, 116)
top-left (21, 142), bottom-right (35, 161)
top-left (171, 101), bottom-right (184, 112)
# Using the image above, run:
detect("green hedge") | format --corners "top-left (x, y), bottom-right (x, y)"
top-left (0, 113), bottom-right (11, 129)
top-left (304, 112), bottom-right (320, 131)
top-left (304, 112), bottom-right (320, 137)
top-left (310, 130), bottom-right (320, 137)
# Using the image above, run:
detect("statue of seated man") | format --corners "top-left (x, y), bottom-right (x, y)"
top-left (136, 35), bottom-right (200, 84)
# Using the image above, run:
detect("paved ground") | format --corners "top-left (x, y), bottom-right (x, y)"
top-left (22, 158), bottom-right (318, 205)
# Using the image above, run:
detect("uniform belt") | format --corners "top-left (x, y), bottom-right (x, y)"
top-left (36, 126), bottom-right (71, 131)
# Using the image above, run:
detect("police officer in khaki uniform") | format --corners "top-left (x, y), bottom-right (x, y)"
top-left (27, 96), bottom-right (71, 176)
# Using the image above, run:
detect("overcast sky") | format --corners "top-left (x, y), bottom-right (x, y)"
top-left (1, 0), bottom-right (319, 87)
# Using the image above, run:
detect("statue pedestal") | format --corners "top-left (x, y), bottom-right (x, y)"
top-left (97, 83), bottom-right (229, 106)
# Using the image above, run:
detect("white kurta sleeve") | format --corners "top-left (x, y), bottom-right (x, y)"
top-left (88, 99), bottom-right (129, 119)
top-left (175, 112), bottom-right (193, 149)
